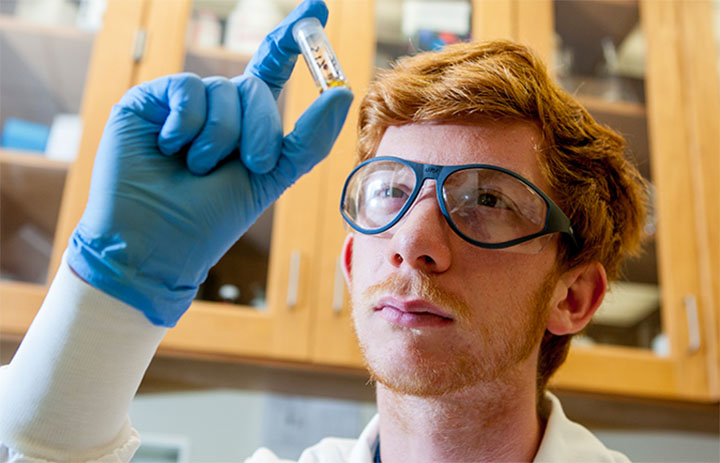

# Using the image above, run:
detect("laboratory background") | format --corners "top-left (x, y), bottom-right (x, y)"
top-left (0, 0), bottom-right (718, 461)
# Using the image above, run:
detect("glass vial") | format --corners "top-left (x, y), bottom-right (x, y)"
top-left (292, 17), bottom-right (349, 92)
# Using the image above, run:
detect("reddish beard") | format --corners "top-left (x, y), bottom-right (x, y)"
top-left (352, 271), bottom-right (557, 397)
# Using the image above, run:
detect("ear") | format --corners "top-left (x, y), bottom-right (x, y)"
top-left (341, 233), bottom-right (354, 287)
top-left (546, 262), bottom-right (608, 336)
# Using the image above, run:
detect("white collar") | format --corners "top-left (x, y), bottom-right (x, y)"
top-left (347, 392), bottom-right (628, 463)
top-left (349, 414), bottom-right (379, 463)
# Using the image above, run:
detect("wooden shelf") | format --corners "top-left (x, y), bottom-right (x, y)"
top-left (0, 279), bottom-right (46, 335)
top-left (0, 148), bottom-right (71, 170)
top-left (184, 46), bottom-right (251, 78)
top-left (578, 95), bottom-right (646, 118)
top-left (186, 45), bottom-right (251, 62)
top-left (573, 95), bottom-right (652, 178)
top-left (0, 14), bottom-right (95, 40)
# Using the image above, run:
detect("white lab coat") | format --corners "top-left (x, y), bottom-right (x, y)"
top-left (241, 394), bottom-right (631, 463)
top-left (0, 255), bottom-right (630, 463)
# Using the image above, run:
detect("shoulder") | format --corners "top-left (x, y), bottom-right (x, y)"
top-left (534, 393), bottom-right (631, 463)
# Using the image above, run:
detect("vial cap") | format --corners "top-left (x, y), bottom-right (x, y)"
top-left (292, 16), bottom-right (323, 44)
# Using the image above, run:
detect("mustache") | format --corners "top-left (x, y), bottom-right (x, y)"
top-left (362, 273), bottom-right (472, 322)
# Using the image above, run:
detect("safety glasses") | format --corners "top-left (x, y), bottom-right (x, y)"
top-left (340, 156), bottom-right (578, 254)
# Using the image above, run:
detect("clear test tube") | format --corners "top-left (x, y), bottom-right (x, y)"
top-left (292, 17), bottom-right (349, 93)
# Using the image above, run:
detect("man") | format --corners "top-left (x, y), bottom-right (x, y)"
top-left (0, 0), bottom-right (647, 461)
top-left (338, 39), bottom-right (646, 462)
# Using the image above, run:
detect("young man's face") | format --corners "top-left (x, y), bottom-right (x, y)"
top-left (343, 121), bottom-right (562, 397)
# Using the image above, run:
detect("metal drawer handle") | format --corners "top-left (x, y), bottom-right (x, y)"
top-left (286, 250), bottom-right (301, 308)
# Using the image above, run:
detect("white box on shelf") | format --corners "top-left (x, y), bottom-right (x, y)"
top-left (45, 113), bottom-right (81, 162)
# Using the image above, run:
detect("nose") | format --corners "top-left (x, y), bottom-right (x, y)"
top-left (385, 184), bottom-right (452, 273)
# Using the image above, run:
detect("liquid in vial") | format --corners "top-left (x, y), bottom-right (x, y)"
top-left (292, 17), bottom-right (349, 93)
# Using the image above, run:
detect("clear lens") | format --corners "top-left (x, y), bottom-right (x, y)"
top-left (342, 161), bottom-right (416, 230)
top-left (342, 160), bottom-right (554, 253)
top-left (442, 168), bottom-right (547, 244)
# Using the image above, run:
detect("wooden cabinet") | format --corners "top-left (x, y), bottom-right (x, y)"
top-left (0, 0), bottom-right (375, 366)
top-left (1, 0), bottom-right (717, 402)
top-left (309, 0), bottom-right (720, 402)
top-left (544, 0), bottom-right (718, 403)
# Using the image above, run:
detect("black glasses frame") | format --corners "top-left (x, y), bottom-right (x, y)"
top-left (340, 156), bottom-right (579, 250)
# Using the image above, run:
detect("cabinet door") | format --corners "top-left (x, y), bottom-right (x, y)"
top-left (531, 0), bottom-right (719, 401)
top-left (711, 0), bottom-right (720, 399)
top-left (1, 0), bottom-right (146, 335)
top-left (676, 0), bottom-right (720, 399)
top-left (470, 0), bottom-right (718, 401)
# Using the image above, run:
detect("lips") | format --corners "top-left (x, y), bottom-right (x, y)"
top-left (374, 296), bottom-right (454, 328)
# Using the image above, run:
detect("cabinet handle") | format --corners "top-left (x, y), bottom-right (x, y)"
top-left (684, 294), bottom-right (701, 354)
top-left (286, 250), bottom-right (302, 308)
top-left (132, 28), bottom-right (147, 63)
top-left (332, 257), bottom-right (345, 314)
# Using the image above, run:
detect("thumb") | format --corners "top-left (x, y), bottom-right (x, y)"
top-left (275, 86), bottom-right (354, 184)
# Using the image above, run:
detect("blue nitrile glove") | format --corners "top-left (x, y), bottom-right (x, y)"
top-left (66, 0), bottom-right (353, 327)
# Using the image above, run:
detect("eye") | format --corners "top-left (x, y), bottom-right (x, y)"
top-left (377, 186), bottom-right (407, 199)
top-left (364, 177), bottom-right (411, 201)
top-left (477, 191), bottom-right (511, 209)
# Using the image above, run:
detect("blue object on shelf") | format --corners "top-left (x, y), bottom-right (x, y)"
top-left (1, 118), bottom-right (51, 152)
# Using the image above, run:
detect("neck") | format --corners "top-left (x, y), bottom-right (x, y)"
top-left (375, 362), bottom-right (544, 463)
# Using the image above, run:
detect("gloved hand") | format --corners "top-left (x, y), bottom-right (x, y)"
top-left (67, 0), bottom-right (353, 327)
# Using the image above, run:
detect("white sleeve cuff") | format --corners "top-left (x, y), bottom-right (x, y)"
top-left (0, 252), bottom-right (167, 462)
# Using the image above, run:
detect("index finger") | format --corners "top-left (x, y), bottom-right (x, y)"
top-left (244, 0), bottom-right (329, 99)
